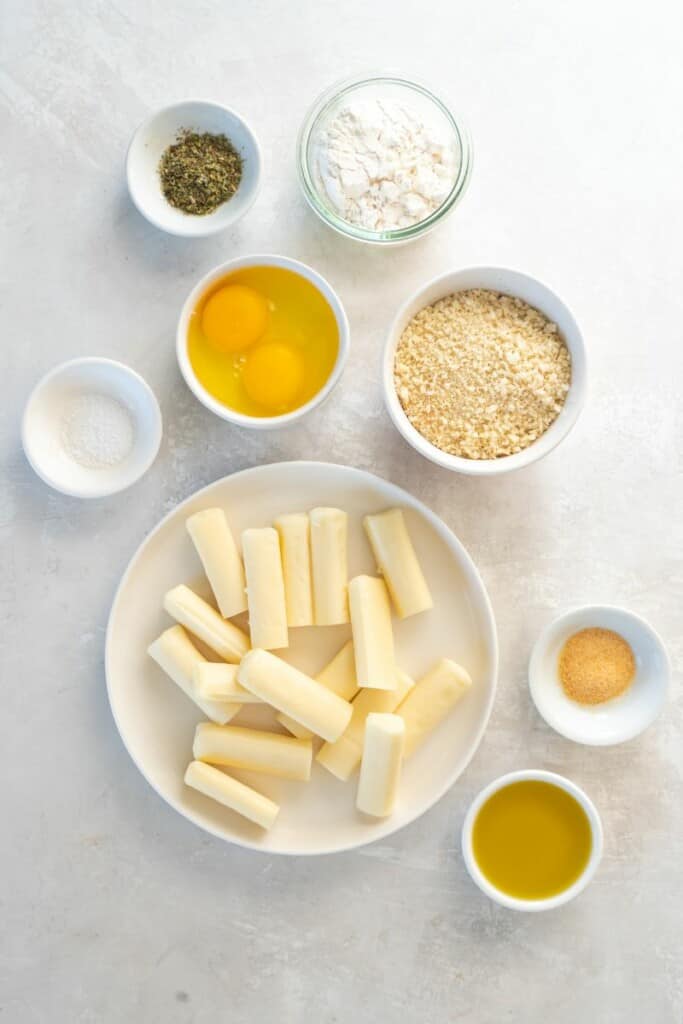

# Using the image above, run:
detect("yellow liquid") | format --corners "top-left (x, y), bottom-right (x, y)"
top-left (472, 780), bottom-right (592, 900)
top-left (187, 266), bottom-right (339, 417)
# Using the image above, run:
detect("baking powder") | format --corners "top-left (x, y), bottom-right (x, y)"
top-left (313, 97), bottom-right (458, 232)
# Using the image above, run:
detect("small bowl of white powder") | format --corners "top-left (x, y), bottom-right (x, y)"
top-left (297, 74), bottom-right (472, 244)
top-left (22, 358), bottom-right (163, 498)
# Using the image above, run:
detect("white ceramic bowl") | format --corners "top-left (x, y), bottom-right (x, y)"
top-left (176, 254), bottom-right (350, 429)
top-left (126, 100), bottom-right (262, 237)
top-left (461, 769), bottom-right (603, 911)
top-left (383, 266), bottom-right (587, 475)
top-left (529, 605), bottom-right (669, 745)
top-left (22, 358), bottom-right (162, 499)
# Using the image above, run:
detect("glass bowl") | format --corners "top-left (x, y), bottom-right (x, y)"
top-left (297, 74), bottom-right (472, 245)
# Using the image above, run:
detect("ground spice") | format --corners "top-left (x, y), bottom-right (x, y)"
top-left (159, 130), bottom-right (242, 215)
top-left (558, 627), bottom-right (635, 705)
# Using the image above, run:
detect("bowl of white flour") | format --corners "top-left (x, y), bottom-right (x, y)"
top-left (297, 74), bottom-right (472, 244)
top-left (22, 358), bottom-right (162, 498)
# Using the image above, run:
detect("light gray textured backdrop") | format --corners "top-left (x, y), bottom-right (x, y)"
top-left (2, 1), bottom-right (681, 1021)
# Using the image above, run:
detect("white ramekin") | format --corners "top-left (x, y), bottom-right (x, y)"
top-left (126, 99), bottom-right (262, 238)
top-left (529, 605), bottom-right (669, 746)
top-left (461, 769), bottom-right (603, 911)
top-left (383, 266), bottom-right (587, 475)
top-left (22, 357), bottom-right (162, 499)
top-left (176, 254), bottom-right (350, 428)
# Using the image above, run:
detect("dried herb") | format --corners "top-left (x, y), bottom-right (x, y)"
top-left (159, 129), bottom-right (243, 215)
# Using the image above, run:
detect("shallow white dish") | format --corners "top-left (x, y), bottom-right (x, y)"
top-left (22, 357), bottom-right (162, 499)
top-left (529, 606), bottom-right (669, 745)
top-left (383, 266), bottom-right (587, 475)
top-left (461, 769), bottom-right (603, 911)
top-left (126, 100), bottom-right (261, 237)
top-left (176, 255), bottom-right (350, 429)
top-left (105, 462), bottom-right (498, 855)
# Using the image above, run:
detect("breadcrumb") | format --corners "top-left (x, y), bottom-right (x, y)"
top-left (394, 289), bottom-right (572, 459)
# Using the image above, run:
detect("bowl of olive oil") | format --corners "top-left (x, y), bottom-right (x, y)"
top-left (461, 770), bottom-right (603, 911)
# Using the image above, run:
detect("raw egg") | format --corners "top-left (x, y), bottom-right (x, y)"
top-left (201, 285), bottom-right (270, 353)
top-left (187, 266), bottom-right (339, 417)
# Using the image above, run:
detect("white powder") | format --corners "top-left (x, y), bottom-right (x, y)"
top-left (60, 393), bottom-right (135, 469)
top-left (313, 97), bottom-right (458, 232)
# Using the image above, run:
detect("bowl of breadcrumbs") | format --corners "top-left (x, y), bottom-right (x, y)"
top-left (384, 267), bottom-right (587, 474)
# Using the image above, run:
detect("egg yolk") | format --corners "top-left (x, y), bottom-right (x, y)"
top-left (201, 285), bottom-right (269, 352)
top-left (243, 342), bottom-right (305, 410)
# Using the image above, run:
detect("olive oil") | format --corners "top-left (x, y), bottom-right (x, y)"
top-left (472, 780), bottom-right (592, 900)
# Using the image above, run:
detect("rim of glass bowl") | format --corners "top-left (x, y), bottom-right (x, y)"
top-left (296, 74), bottom-right (473, 244)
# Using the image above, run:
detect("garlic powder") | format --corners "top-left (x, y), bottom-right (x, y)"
top-left (313, 97), bottom-right (458, 232)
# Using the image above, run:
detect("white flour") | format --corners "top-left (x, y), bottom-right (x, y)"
top-left (60, 393), bottom-right (135, 469)
top-left (313, 97), bottom-right (458, 232)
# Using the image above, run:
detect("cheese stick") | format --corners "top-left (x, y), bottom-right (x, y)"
top-left (310, 507), bottom-right (349, 625)
top-left (184, 760), bottom-right (279, 830)
top-left (163, 584), bottom-right (250, 663)
top-left (276, 639), bottom-right (359, 738)
top-left (316, 670), bottom-right (414, 781)
top-left (397, 658), bottom-right (472, 757)
top-left (237, 649), bottom-right (353, 743)
top-left (186, 508), bottom-right (247, 618)
top-left (193, 722), bottom-right (313, 781)
top-left (147, 625), bottom-right (240, 725)
top-left (363, 508), bottom-right (432, 619)
top-left (349, 575), bottom-right (395, 689)
top-left (193, 662), bottom-right (263, 704)
top-left (278, 638), bottom-right (360, 737)
top-left (274, 513), bottom-right (313, 628)
top-left (242, 527), bottom-right (289, 650)
top-left (356, 713), bottom-right (405, 818)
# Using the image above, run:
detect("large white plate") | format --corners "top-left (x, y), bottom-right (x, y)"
top-left (106, 462), bottom-right (498, 855)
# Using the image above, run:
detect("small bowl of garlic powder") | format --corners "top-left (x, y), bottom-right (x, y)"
top-left (529, 606), bottom-right (670, 745)
top-left (297, 74), bottom-right (472, 244)
top-left (22, 358), bottom-right (162, 498)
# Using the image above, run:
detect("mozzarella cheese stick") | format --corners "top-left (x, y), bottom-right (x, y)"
top-left (274, 513), bottom-right (313, 628)
top-left (193, 722), bottom-right (313, 781)
top-left (316, 670), bottom-right (414, 781)
top-left (186, 508), bottom-right (247, 618)
top-left (356, 713), bottom-right (405, 818)
top-left (363, 508), bottom-right (433, 619)
top-left (147, 625), bottom-right (240, 725)
top-left (397, 658), bottom-right (472, 757)
top-left (237, 649), bottom-right (353, 743)
top-left (310, 507), bottom-right (349, 625)
top-left (349, 575), bottom-right (395, 689)
top-left (193, 662), bottom-right (263, 704)
top-left (276, 639), bottom-right (359, 738)
top-left (184, 760), bottom-right (279, 830)
top-left (242, 527), bottom-right (289, 650)
top-left (163, 584), bottom-right (250, 663)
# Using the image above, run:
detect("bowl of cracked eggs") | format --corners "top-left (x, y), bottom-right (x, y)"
top-left (177, 254), bottom-right (350, 428)
top-left (297, 74), bottom-right (473, 245)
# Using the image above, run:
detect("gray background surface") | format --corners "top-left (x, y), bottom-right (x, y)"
top-left (2, 1), bottom-right (681, 1021)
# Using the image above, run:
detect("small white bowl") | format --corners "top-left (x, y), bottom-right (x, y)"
top-left (529, 606), bottom-right (669, 745)
top-left (176, 254), bottom-right (350, 429)
top-left (22, 358), bottom-right (162, 499)
top-left (126, 100), bottom-right (262, 237)
top-left (461, 769), bottom-right (603, 912)
top-left (383, 266), bottom-right (587, 475)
